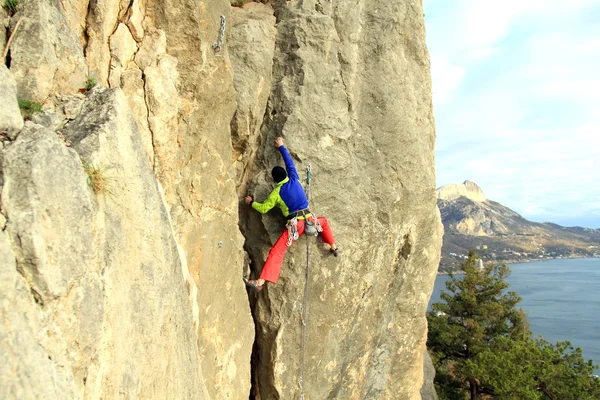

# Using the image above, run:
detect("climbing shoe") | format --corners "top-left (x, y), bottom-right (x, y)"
top-left (330, 248), bottom-right (339, 257)
top-left (244, 279), bottom-right (263, 292)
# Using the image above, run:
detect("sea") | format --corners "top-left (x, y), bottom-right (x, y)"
top-left (428, 257), bottom-right (600, 372)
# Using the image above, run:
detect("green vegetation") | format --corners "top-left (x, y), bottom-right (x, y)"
top-left (85, 77), bottom-right (97, 91)
top-left (232, 0), bottom-right (274, 7)
top-left (465, 337), bottom-right (600, 399)
top-left (83, 163), bottom-right (114, 197)
top-left (18, 99), bottom-right (44, 120)
top-left (3, 0), bottom-right (19, 15)
top-left (428, 249), bottom-right (600, 399)
top-left (233, 0), bottom-right (251, 6)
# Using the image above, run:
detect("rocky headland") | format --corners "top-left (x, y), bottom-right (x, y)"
top-left (438, 181), bottom-right (600, 271)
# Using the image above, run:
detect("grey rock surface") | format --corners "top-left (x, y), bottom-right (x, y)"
top-left (2, 122), bottom-right (94, 302)
top-left (9, 0), bottom-right (88, 103)
top-left (1, 88), bottom-right (207, 399)
top-left (144, 1), bottom-right (256, 398)
top-left (0, 230), bottom-right (78, 399)
top-left (421, 350), bottom-right (439, 400)
top-left (229, 3), bottom-right (277, 197)
top-left (0, 65), bottom-right (24, 140)
top-left (1, 8), bottom-right (7, 47)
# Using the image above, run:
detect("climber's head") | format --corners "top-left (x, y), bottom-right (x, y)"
top-left (271, 166), bottom-right (287, 183)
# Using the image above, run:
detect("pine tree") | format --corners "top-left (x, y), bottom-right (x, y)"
top-left (428, 249), bottom-right (528, 399)
top-left (464, 336), bottom-right (600, 399)
top-left (428, 249), bottom-right (600, 399)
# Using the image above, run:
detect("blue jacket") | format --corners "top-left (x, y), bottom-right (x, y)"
top-left (251, 146), bottom-right (309, 217)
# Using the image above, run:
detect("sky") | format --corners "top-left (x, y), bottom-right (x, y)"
top-left (423, 0), bottom-right (600, 228)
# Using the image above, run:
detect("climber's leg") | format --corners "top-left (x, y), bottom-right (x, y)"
top-left (317, 216), bottom-right (337, 249)
top-left (259, 220), bottom-right (306, 284)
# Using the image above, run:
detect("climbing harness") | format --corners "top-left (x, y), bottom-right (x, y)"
top-left (212, 15), bottom-right (226, 53)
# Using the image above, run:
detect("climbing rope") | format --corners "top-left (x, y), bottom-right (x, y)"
top-left (212, 15), bottom-right (226, 53)
top-left (299, 163), bottom-right (313, 400)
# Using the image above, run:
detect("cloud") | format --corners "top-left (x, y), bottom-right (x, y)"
top-left (429, 55), bottom-right (466, 105)
top-left (426, 0), bottom-right (600, 227)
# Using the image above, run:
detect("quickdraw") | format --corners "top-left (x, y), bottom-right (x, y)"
top-left (286, 217), bottom-right (299, 247)
top-left (212, 15), bottom-right (226, 53)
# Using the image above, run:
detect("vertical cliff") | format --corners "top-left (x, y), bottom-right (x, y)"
top-left (239, 1), bottom-right (442, 398)
top-left (0, 0), bottom-right (441, 399)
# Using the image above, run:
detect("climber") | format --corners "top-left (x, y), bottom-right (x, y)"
top-left (244, 137), bottom-right (338, 292)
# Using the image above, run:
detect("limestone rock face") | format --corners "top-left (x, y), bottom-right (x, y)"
top-left (421, 350), bottom-right (439, 400)
top-left (229, 3), bottom-right (277, 196)
top-left (107, 23), bottom-right (138, 88)
top-left (1, 8), bottom-right (8, 49)
top-left (85, 0), bottom-right (123, 84)
top-left (0, 230), bottom-right (78, 399)
top-left (58, 0), bottom-right (90, 46)
top-left (120, 68), bottom-right (154, 162)
top-left (2, 123), bottom-right (95, 302)
top-left (143, 51), bottom-right (180, 194)
top-left (437, 180), bottom-right (488, 203)
top-left (1, 88), bottom-right (206, 399)
top-left (0, 65), bottom-right (24, 140)
top-left (240, 1), bottom-right (442, 399)
top-left (140, 2), bottom-right (256, 398)
top-left (9, 0), bottom-right (88, 103)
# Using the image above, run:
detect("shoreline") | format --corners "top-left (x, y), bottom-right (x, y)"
top-left (438, 255), bottom-right (600, 275)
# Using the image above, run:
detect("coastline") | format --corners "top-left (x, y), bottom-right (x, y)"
top-left (438, 254), bottom-right (600, 275)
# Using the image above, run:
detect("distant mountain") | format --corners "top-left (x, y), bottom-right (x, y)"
top-left (437, 181), bottom-right (600, 270)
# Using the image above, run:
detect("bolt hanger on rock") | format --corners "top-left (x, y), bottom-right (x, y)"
top-left (212, 15), bottom-right (226, 53)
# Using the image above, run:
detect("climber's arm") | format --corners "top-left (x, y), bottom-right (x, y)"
top-left (250, 188), bottom-right (280, 214)
top-left (277, 144), bottom-right (299, 181)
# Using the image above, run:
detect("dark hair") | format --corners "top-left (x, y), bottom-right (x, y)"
top-left (271, 166), bottom-right (287, 183)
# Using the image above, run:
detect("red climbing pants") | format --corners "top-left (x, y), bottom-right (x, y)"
top-left (259, 217), bottom-right (336, 284)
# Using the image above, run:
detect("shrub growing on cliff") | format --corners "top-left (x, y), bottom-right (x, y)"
top-left (83, 163), bottom-right (114, 197)
top-left (85, 77), bottom-right (97, 91)
top-left (232, 0), bottom-right (275, 7)
top-left (233, 0), bottom-right (251, 6)
top-left (3, 0), bottom-right (19, 15)
top-left (18, 99), bottom-right (44, 120)
top-left (428, 250), bottom-right (600, 399)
